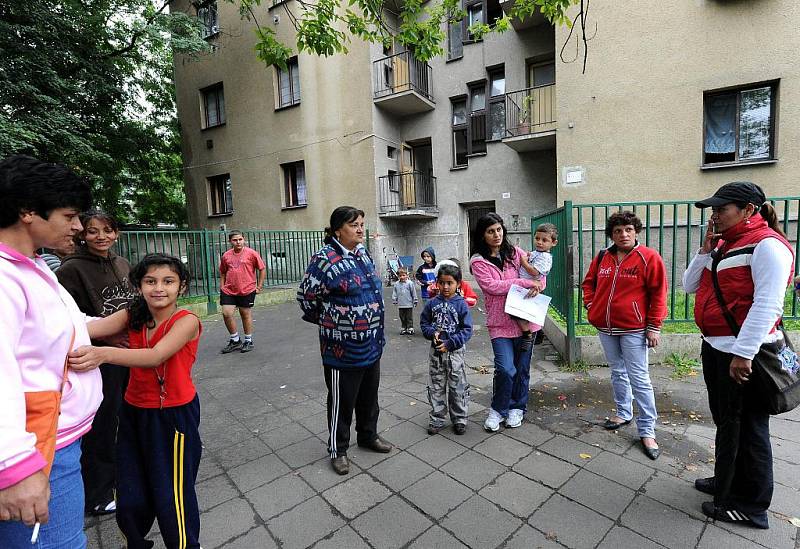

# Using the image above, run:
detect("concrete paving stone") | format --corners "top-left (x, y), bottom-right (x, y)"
top-left (513, 451), bottom-right (580, 489)
top-left (92, 514), bottom-right (126, 548)
top-left (440, 449), bottom-right (507, 490)
top-left (406, 433), bottom-right (468, 468)
top-left (479, 471), bottom-right (553, 518)
top-left (716, 512), bottom-right (798, 549)
top-left (641, 470), bottom-right (708, 520)
top-left (467, 400), bottom-right (488, 415)
top-left (228, 453), bottom-right (291, 492)
top-left (283, 398), bottom-right (327, 420)
top-left (538, 434), bottom-right (604, 466)
top-left (698, 524), bottom-right (775, 549)
top-left (380, 375), bottom-right (415, 389)
top-left (770, 481), bottom-right (800, 518)
top-left (375, 410), bottom-right (406, 431)
top-left (502, 524), bottom-right (562, 549)
top-left (406, 525), bottom-right (469, 549)
top-left (582, 450), bottom-right (655, 490)
top-left (225, 392), bottom-right (272, 420)
top-left (321, 473), bottom-right (392, 519)
top-left (238, 410), bottom-right (293, 434)
top-left (368, 451), bottom-right (434, 491)
top-left (773, 457), bottom-right (800, 490)
top-left (347, 444), bottom-right (395, 469)
top-left (259, 422), bottom-right (315, 451)
top-left (296, 457), bottom-right (363, 492)
top-left (311, 526), bottom-right (371, 549)
top-left (473, 433), bottom-right (534, 466)
top-left (407, 410), bottom-right (434, 428)
top-left (201, 418), bottom-right (255, 452)
top-left (269, 390), bottom-right (313, 409)
top-left (502, 421), bottom-right (556, 448)
top-left (769, 418), bottom-right (800, 443)
top-left (267, 496), bottom-right (346, 549)
top-left (197, 456), bottom-right (225, 483)
top-left (296, 411), bottom-right (330, 436)
top-left (378, 420), bottom-right (429, 449)
top-left (528, 493), bottom-right (614, 549)
top-left (622, 439), bottom-right (690, 474)
top-left (393, 380), bottom-right (430, 399)
top-left (575, 427), bottom-right (637, 455)
top-left (559, 469), bottom-right (637, 520)
top-left (596, 526), bottom-right (663, 549)
top-left (400, 470), bottom-right (473, 519)
top-left (439, 418), bottom-right (496, 446)
top-left (351, 496), bottom-right (433, 549)
top-left (246, 472), bottom-right (316, 521)
top-left (219, 526), bottom-right (279, 549)
top-left (382, 398), bottom-right (427, 420)
top-left (211, 436), bottom-right (273, 469)
top-left (768, 438), bottom-right (800, 465)
top-left (442, 494), bottom-right (522, 548)
top-left (275, 436), bottom-right (329, 468)
top-left (197, 473), bottom-right (240, 512)
top-left (619, 495), bottom-right (704, 549)
top-left (684, 422), bottom-right (717, 441)
top-left (199, 497), bottom-right (258, 549)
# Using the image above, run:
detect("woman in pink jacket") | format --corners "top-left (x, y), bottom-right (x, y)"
top-left (469, 213), bottom-right (543, 432)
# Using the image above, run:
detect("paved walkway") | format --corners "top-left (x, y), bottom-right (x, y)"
top-left (87, 294), bottom-right (800, 549)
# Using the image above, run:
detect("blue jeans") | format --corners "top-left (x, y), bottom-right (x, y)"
top-left (0, 440), bottom-right (87, 549)
top-left (490, 336), bottom-right (534, 417)
top-left (599, 332), bottom-right (658, 438)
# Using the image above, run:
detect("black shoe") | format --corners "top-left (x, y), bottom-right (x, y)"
top-left (701, 501), bottom-right (769, 529)
top-left (408, 328), bottom-right (415, 335)
top-left (331, 456), bottom-right (350, 475)
top-left (519, 332), bottom-right (534, 352)
top-left (240, 340), bottom-right (254, 353)
top-left (360, 437), bottom-right (392, 453)
top-left (694, 477), bottom-right (715, 495)
top-left (88, 499), bottom-right (116, 516)
top-left (453, 423), bottom-right (466, 435)
top-left (641, 438), bottom-right (660, 460)
top-left (602, 418), bottom-right (632, 430)
top-left (427, 424), bottom-right (443, 435)
top-left (221, 339), bottom-right (242, 354)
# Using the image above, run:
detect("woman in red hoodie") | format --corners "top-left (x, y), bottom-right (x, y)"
top-left (581, 211), bottom-right (667, 460)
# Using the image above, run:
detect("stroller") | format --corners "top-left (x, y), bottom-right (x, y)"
top-left (383, 248), bottom-right (412, 286)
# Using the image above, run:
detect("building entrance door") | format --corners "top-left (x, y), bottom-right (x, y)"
top-left (466, 203), bottom-right (496, 255)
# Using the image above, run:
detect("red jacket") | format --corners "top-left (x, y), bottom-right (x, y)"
top-left (427, 279), bottom-right (478, 307)
top-left (581, 243), bottom-right (667, 334)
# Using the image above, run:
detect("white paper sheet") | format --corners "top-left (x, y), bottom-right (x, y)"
top-left (504, 284), bottom-right (551, 326)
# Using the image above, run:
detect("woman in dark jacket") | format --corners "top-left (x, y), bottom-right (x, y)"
top-left (57, 210), bottom-right (135, 515)
top-left (297, 206), bottom-right (392, 475)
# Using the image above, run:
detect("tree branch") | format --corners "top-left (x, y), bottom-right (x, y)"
top-left (101, 0), bottom-right (171, 59)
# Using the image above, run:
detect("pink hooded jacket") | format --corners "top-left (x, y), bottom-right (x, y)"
top-left (470, 246), bottom-right (544, 340)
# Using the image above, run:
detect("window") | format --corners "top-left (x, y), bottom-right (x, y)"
top-left (451, 99), bottom-right (468, 167)
top-left (197, 1), bottom-right (219, 39)
top-left (282, 161), bottom-right (307, 207)
top-left (703, 82), bottom-right (777, 165)
top-left (387, 146), bottom-right (397, 159)
top-left (201, 83), bottom-right (225, 128)
top-left (447, 17), bottom-right (464, 61)
top-left (277, 58), bottom-right (301, 108)
top-left (469, 84), bottom-right (487, 154)
top-left (465, 1), bottom-right (483, 42)
top-left (488, 68), bottom-right (505, 140)
top-left (208, 174), bottom-right (233, 216)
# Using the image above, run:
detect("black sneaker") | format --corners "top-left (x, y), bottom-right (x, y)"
top-left (453, 423), bottom-right (466, 435)
top-left (701, 501), bottom-right (769, 529)
top-left (427, 424), bottom-right (443, 435)
top-left (221, 340), bottom-right (242, 354)
top-left (240, 340), bottom-right (254, 353)
top-left (694, 477), bottom-right (715, 495)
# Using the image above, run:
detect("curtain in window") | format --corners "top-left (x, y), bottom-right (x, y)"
top-left (291, 64), bottom-right (301, 103)
top-left (279, 69), bottom-right (292, 106)
top-left (448, 22), bottom-right (463, 60)
top-left (704, 93), bottom-right (736, 154)
top-left (295, 163), bottom-right (307, 205)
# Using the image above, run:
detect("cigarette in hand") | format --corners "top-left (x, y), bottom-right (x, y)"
top-left (31, 522), bottom-right (40, 544)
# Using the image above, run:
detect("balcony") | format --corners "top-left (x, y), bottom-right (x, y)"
top-left (373, 52), bottom-right (435, 116)
top-left (498, 0), bottom-right (548, 30)
top-left (378, 172), bottom-right (438, 219)
top-left (502, 84), bottom-right (557, 152)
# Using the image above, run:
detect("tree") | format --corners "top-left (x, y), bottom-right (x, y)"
top-left (0, 0), bottom-right (209, 226)
top-left (235, 0), bottom-right (593, 72)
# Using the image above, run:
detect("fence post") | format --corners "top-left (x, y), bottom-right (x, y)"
top-left (201, 229), bottom-right (218, 315)
top-left (564, 200), bottom-right (577, 365)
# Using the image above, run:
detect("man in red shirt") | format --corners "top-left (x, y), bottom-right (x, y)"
top-left (219, 231), bottom-right (266, 353)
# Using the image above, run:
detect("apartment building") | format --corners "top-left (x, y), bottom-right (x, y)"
top-left (172, 0), bottom-right (799, 268)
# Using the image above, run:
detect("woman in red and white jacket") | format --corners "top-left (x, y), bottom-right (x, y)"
top-left (581, 211), bottom-right (667, 461)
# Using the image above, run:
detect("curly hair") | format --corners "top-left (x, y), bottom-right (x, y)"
top-left (128, 253), bottom-right (191, 330)
top-left (605, 211), bottom-right (642, 239)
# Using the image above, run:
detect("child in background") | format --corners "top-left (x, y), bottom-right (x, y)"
top-left (795, 274), bottom-right (800, 299)
top-left (415, 247), bottom-right (437, 299)
top-left (69, 254), bottom-right (203, 549)
top-left (427, 258), bottom-right (479, 308)
top-left (392, 267), bottom-right (418, 334)
top-left (420, 263), bottom-right (473, 435)
top-left (515, 223), bottom-right (558, 349)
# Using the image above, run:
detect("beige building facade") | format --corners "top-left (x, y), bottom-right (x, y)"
top-left (172, 0), bottom-right (798, 273)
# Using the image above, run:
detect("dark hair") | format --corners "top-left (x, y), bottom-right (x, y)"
top-left (228, 230), bottom-right (243, 241)
top-left (729, 201), bottom-right (788, 239)
top-left (535, 223), bottom-right (558, 240)
top-left (127, 253), bottom-right (191, 330)
top-left (397, 267), bottom-right (408, 275)
top-left (605, 211), bottom-right (642, 239)
top-left (0, 155), bottom-right (92, 228)
top-left (78, 210), bottom-right (119, 242)
top-left (437, 263), bottom-right (462, 283)
top-left (470, 212), bottom-right (517, 263)
top-left (323, 206), bottom-right (365, 245)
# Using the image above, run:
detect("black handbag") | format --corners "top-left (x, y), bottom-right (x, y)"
top-left (710, 252), bottom-right (800, 415)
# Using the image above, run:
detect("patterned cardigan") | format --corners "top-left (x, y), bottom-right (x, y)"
top-left (297, 241), bottom-right (385, 368)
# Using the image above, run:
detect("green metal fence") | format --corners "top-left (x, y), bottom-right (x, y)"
top-left (534, 197), bottom-right (800, 362)
top-left (116, 229), bottom-right (340, 313)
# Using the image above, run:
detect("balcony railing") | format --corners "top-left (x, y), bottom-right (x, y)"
top-left (505, 84), bottom-right (556, 138)
top-left (378, 171), bottom-right (437, 215)
top-left (373, 51), bottom-right (434, 102)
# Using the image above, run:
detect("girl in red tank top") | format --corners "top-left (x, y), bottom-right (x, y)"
top-left (72, 253), bottom-right (204, 548)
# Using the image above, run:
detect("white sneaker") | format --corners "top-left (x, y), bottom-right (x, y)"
top-left (506, 409), bottom-right (523, 428)
top-left (484, 408), bottom-right (503, 432)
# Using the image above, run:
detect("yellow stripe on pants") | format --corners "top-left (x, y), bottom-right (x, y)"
top-left (173, 431), bottom-right (186, 549)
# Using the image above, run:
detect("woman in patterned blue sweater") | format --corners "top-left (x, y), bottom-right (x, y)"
top-left (297, 206), bottom-right (393, 475)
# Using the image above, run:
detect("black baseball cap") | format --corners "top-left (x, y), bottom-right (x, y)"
top-left (695, 181), bottom-right (766, 209)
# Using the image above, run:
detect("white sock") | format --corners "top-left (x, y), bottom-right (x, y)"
top-left (229, 332), bottom-right (240, 342)
top-left (244, 334), bottom-right (252, 342)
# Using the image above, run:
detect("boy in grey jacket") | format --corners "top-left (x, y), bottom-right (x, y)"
top-left (392, 268), bottom-right (418, 334)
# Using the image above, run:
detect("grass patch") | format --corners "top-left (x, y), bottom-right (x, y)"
top-left (557, 357), bottom-right (598, 373)
top-left (665, 352), bottom-right (700, 380)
